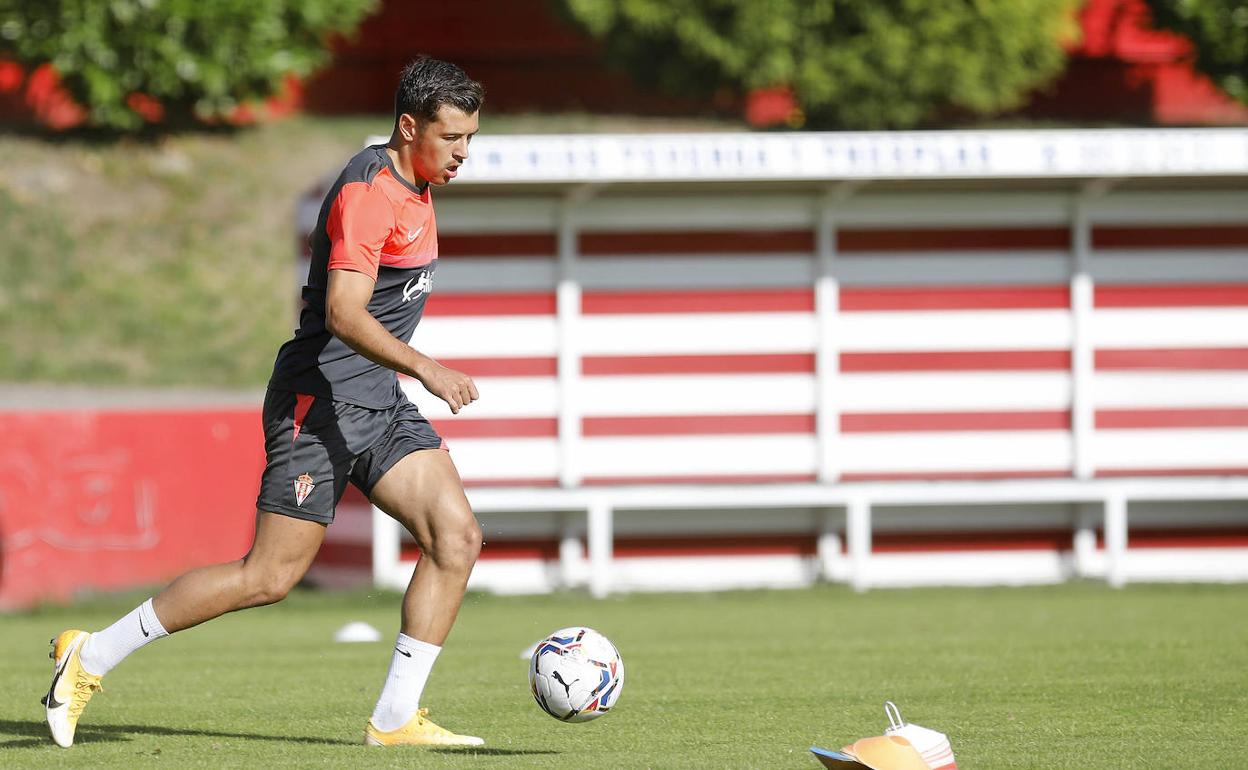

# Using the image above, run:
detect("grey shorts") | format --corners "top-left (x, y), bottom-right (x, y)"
top-left (255, 389), bottom-right (445, 524)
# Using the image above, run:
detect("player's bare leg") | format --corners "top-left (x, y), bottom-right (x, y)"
top-left (153, 511), bottom-right (327, 631)
top-left (363, 448), bottom-right (484, 746)
top-left (44, 512), bottom-right (325, 747)
top-left (370, 449), bottom-right (481, 643)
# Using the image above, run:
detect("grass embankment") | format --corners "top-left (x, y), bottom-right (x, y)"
top-left (0, 118), bottom-right (375, 386)
top-left (1, 583), bottom-right (1245, 768)
top-left (0, 113), bottom-right (740, 388)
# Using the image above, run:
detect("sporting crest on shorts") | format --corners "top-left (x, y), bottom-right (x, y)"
top-left (294, 473), bottom-right (315, 506)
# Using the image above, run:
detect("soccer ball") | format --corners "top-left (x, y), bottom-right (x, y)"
top-left (528, 627), bottom-right (624, 723)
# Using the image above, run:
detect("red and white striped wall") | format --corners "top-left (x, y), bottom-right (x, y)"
top-left (408, 198), bottom-right (1248, 487)
top-left (298, 178), bottom-right (1248, 592)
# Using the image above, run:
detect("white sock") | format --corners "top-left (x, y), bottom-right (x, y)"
top-left (79, 598), bottom-right (169, 676)
top-left (370, 632), bottom-right (441, 731)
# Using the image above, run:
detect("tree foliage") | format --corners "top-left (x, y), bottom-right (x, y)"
top-left (0, 0), bottom-right (378, 130)
top-left (557, 0), bottom-right (1080, 129)
top-left (1142, 0), bottom-right (1248, 105)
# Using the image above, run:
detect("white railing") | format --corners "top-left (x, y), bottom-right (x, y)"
top-left (372, 476), bottom-right (1248, 596)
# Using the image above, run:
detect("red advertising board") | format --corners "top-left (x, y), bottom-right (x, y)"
top-left (0, 409), bottom-right (263, 609)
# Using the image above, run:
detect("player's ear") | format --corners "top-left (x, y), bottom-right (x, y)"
top-left (398, 113), bottom-right (419, 142)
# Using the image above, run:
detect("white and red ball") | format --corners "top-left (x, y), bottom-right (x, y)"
top-left (528, 627), bottom-right (624, 723)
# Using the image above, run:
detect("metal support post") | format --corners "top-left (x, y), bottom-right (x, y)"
top-left (1104, 491), bottom-right (1128, 588)
top-left (588, 497), bottom-right (614, 598)
top-left (372, 504), bottom-right (401, 590)
top-left (847, 496), bottom-right (872, 593)
top-left (816, 508), bottom-right (844, 583)
top-left (558, 512), bottom-right (585, 589)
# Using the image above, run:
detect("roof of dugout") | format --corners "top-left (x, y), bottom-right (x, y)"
top-left (413, 128), bottom-right (1248, 195)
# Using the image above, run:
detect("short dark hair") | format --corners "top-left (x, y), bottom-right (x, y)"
top-left (394, 56), bottom-right (484, 127)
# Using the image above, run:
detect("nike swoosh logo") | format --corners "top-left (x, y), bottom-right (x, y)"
top-left (140, 615), bottom-right (150, 637)
top-left (407, 225), bottom-right (424, 243)
top-left (46, 665), bottom-right (67, 710)
top-left (396, 648), bottom-right (412, 658)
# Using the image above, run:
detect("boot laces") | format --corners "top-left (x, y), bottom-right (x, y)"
top-left (68, 676), bottom-right (102, 720)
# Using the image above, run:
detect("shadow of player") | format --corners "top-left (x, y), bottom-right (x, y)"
top-left (0, 718), bottom-right (559, 755)
top-left (0, 718), bottom-right (356, 748)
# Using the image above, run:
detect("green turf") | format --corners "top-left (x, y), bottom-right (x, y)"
top-left (2, 583), bottom-right (1245, 768)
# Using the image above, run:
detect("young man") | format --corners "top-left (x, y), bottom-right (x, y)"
top-left (43, 56), bottom-right (487, 748)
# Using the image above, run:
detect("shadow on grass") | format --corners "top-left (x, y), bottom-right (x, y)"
top-left (0, 719), bottom-right (353, 748)
top-left (0, 719), bottom-right (559, 755)
top-left (431, 747), bottom-right (559, 757)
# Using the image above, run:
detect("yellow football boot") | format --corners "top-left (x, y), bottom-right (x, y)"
top-left (42, 630), bottom-right (103, 748)
top-left (364, 708), bottom-right (484, 747)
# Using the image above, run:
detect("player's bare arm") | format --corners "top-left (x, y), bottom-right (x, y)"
top-left (325, 267), bottom-right (478, 413)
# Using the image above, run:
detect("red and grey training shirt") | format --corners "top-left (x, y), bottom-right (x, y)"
top-left (269, 145), bottom-right (438, 408)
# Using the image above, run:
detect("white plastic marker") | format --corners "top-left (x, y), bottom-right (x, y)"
top-left (333, 621), bottom-right (382, 643)
top-left (518, 639), bottom-right (544, 660)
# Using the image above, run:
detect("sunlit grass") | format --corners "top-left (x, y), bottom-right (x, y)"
top-left (2, 583), bottom-right (1245, 768)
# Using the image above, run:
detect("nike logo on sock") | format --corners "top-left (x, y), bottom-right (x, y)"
top-left (396, 647), bottom-right (412, 658)
top-left (140, 615), bottom-right (150, 637)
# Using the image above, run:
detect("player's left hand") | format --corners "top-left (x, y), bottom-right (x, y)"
top-left (419, 363), bottom-right (479, 414)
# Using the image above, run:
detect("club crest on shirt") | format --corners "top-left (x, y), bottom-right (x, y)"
top-left (402, 272), bottom-right (433, 302)
top-left (294, 473), bottom-right (315, 506)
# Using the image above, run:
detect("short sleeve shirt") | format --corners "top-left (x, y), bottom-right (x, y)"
top-left (268, 145), bottom-right (438, 408)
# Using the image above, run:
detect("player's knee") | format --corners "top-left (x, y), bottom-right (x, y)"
top-left (431, 518), bottom-right (482, 572)
top-left (242, 567), bottom-right (300, 607)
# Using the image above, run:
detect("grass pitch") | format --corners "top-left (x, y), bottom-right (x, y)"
top-left (1, 583), bottom-right (1245, 768)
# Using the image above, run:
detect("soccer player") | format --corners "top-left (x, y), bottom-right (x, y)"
top-left (43, 56), bottom-right (487, 748)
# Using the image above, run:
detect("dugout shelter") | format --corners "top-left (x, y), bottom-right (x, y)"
top-left (298, 128), bottom-right (1248, 596)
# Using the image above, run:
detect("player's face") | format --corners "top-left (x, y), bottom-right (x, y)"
top-left (411, 105), bottom-right (479, 186)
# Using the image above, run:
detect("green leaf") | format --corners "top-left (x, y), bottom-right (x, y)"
top-left (1, 0), bottom-right (380, 130)
top-left (556, 0), bottom-right (1080, 129)
top-left (1142, 0), bottom-right (1248, 108)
